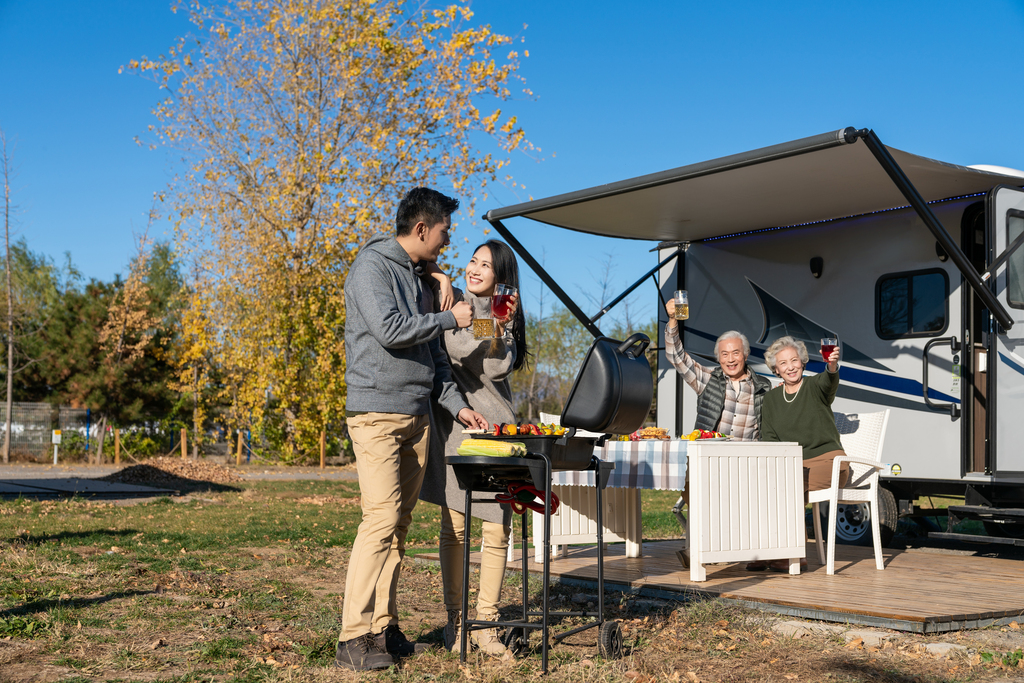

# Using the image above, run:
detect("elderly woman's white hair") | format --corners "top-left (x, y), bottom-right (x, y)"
top-left (714, 330), bottom-right (750, 358)
top-left (764, 336), bottom-right (809, 374)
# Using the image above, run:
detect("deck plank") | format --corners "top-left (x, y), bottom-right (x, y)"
top-left (419, 540), bottom-right (1024, 632)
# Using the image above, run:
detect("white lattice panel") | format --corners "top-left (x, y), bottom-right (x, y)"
top-left (532, 485), bottom-right (642, 561)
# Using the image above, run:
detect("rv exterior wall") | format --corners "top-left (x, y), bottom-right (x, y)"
top-left (665, 200), bottom-right (971, 487)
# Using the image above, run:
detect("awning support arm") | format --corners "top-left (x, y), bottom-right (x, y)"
top-left (488, 218), bottom-right (604, 338)
top-left (590, 247), bottom-right (684, 324)
top-left (849, 127), bottom-right (1015, 331)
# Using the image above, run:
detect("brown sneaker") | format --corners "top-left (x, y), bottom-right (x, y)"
top-left (377, 624), bottom-right (430, 657)
top-left (335, 633), bottom-right (394, 671)
top-left (444, 609), bottom-right (464, 654)
top-left (471, 627), bottom-right (507, 656)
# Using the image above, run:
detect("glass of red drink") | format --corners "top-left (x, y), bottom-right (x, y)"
top-left (820, 337), bottom-right (839, 362)
top-left (492, 284), bottom-right (516, 320)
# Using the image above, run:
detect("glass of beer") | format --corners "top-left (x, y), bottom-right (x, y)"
top-left (673, 290), bottom-right (689, 320)
top-left (471, 297), bottom-right (495, 340)
top-left (820, 337), bottom-right (839, 362)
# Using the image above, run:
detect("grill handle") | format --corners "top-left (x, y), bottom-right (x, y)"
top-left (617, 333), bottom-right (651, 359)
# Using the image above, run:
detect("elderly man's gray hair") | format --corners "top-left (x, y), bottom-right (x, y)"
top-left (714, 330), bottom-right (750, 358)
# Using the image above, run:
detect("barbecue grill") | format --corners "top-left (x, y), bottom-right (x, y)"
top-left (447, 333), bottom-right (654, 671)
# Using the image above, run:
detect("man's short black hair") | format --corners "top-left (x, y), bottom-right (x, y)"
top-left (395, 187), bottom-right (460, 236)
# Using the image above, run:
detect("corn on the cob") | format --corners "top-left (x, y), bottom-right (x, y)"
top-left (456, 439), bottom-right (526, 457)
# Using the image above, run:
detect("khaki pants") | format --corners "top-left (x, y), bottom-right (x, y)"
top-left (803, 450), bottom-right (849, 503)
top-left (439, 507), bottom-right (510, 618)
top-left (340, 412), bottom-right (430, 642)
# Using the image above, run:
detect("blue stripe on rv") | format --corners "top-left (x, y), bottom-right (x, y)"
top-left (999, 351), bottom-right (1024, 377)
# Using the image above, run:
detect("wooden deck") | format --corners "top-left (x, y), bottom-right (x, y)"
top-left (420, 540), bottom-right (1024, 633)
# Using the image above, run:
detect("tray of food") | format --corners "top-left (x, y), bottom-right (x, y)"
top-left (463, 423), bottom-right (599, 470)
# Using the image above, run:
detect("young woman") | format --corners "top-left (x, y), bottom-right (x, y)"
top-left (418, 239), bottom-right (528, 654)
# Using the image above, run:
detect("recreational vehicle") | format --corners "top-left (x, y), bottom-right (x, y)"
top-left (485, 127), bottom-right (1024, 547)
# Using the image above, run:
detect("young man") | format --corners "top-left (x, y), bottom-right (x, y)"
top-left (337, 187), bottom-right (488, 671)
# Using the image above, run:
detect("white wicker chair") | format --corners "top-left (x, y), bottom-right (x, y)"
top-left (809, 410), bottom-right (891, 575)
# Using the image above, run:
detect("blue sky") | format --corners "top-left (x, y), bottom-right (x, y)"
top-left (2, 0), bottom-right (1024, 329)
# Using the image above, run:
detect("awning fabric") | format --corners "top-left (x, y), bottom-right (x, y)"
top-left (485, 128), bottom-right (1024, 242)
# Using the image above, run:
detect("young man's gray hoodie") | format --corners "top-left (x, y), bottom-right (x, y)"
top-left (344, 233), bottom-right (469, 419)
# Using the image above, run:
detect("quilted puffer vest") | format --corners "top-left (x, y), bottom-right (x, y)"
top-left (694, 367), bottom-right (772, 434)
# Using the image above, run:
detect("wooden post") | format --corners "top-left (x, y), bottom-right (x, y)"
top-left (236, 431), bottom-right (243, 466)
top-left (319, 430), bottom-right (326, 469)
top-left (181, 428), bottom-right (187, 460)
top-left (114, 429), bottom-right (120, 466)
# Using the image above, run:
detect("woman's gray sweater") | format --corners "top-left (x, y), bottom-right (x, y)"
top-left (419, 290), bottom-right (516, 524)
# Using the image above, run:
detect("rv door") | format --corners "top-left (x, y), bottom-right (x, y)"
top-left (988, 185), bottom-right (1024, 476)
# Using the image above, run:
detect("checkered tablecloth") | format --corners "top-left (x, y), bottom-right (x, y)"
top-left (551, 439), bottom-right (688, 490)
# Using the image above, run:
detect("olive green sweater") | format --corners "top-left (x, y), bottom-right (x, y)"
top-left (760, 369), bottom-right (843, 460)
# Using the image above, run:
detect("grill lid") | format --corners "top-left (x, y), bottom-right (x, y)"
top-left (561, 333), bottom-right (654, 435)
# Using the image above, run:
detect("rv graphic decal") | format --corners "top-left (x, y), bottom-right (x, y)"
top-left (999, 351), bottom-right (1024, 378)
top-left (748, 279), bottom-right (889, 371)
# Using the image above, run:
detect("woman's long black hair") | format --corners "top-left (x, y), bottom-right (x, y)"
top-left (477, 239), bottom-right (529, 371)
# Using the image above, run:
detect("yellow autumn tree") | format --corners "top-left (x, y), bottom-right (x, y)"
top-left (128, 0), bottom-right (531, 461)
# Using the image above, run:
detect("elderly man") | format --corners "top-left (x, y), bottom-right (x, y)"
top-left (665, 299), bottom-right (774, 570)
top-left (664, 299), bottom-right (772, 440)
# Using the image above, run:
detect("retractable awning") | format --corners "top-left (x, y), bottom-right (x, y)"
top-left (486, 128), bottom-right (1023, 241)
top-left (485, 127), bottom-right (1024, 334)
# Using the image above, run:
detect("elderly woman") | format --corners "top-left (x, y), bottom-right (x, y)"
top-left (758, 336), bottom-right (849, 571)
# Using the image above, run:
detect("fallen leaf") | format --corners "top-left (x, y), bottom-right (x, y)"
top-left (847, 637), bottom-right (864, 649)
top-left (714, 620), bottom-right (729, 629)
top-left (784, 675), bottom-right (798, 681)
top-left (150, 639), bottom-right (165, 650)
top-left (1010, 621), bottom-right (1020, 630)
top-left (625, 672), bottom-right (643, 681)
top-left (686, 673), bottom-right (701, 683)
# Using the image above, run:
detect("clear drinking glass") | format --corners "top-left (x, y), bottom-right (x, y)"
top-left (673, 290), bottom-right (689, 320)
top-left (491, 284), bottom-right (516, 320)
top-left (471, 297), bottom-right (495, 340)
top-left (820, 337), bottom-right (839, 362)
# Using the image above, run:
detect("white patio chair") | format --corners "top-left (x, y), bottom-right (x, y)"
top-left (809, 409), bottom-right (891, 575)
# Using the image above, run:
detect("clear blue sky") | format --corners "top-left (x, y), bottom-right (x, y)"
top-left (2, 1), bottom-right (1024, 329)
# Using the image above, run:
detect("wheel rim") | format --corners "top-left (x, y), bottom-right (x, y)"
top-left (833, 503), bottom-right (870, 543)
top-left (611, 625), bottom-right (623, 657)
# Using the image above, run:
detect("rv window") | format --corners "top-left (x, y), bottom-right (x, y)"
top-left (876, 269), bottom-right (948, 338)
top-left (1008, 213), bottom-right (1024, 309)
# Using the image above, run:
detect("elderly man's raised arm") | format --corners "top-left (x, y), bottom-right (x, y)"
top-left (664, 322), bottom-right (713, 394)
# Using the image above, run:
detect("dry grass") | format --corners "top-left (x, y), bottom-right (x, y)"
top-left (0, 480), bottom-right (1020, 682)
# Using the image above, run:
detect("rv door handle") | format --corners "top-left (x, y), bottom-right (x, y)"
top-left (922, 336), bottom-right (961, 421)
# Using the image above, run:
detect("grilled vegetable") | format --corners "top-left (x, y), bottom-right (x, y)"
top-left (456, 439), bottom-right (526, 457)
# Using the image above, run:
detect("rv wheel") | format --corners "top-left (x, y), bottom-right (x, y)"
top-left (816, 487), bottom-right (898, 547)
